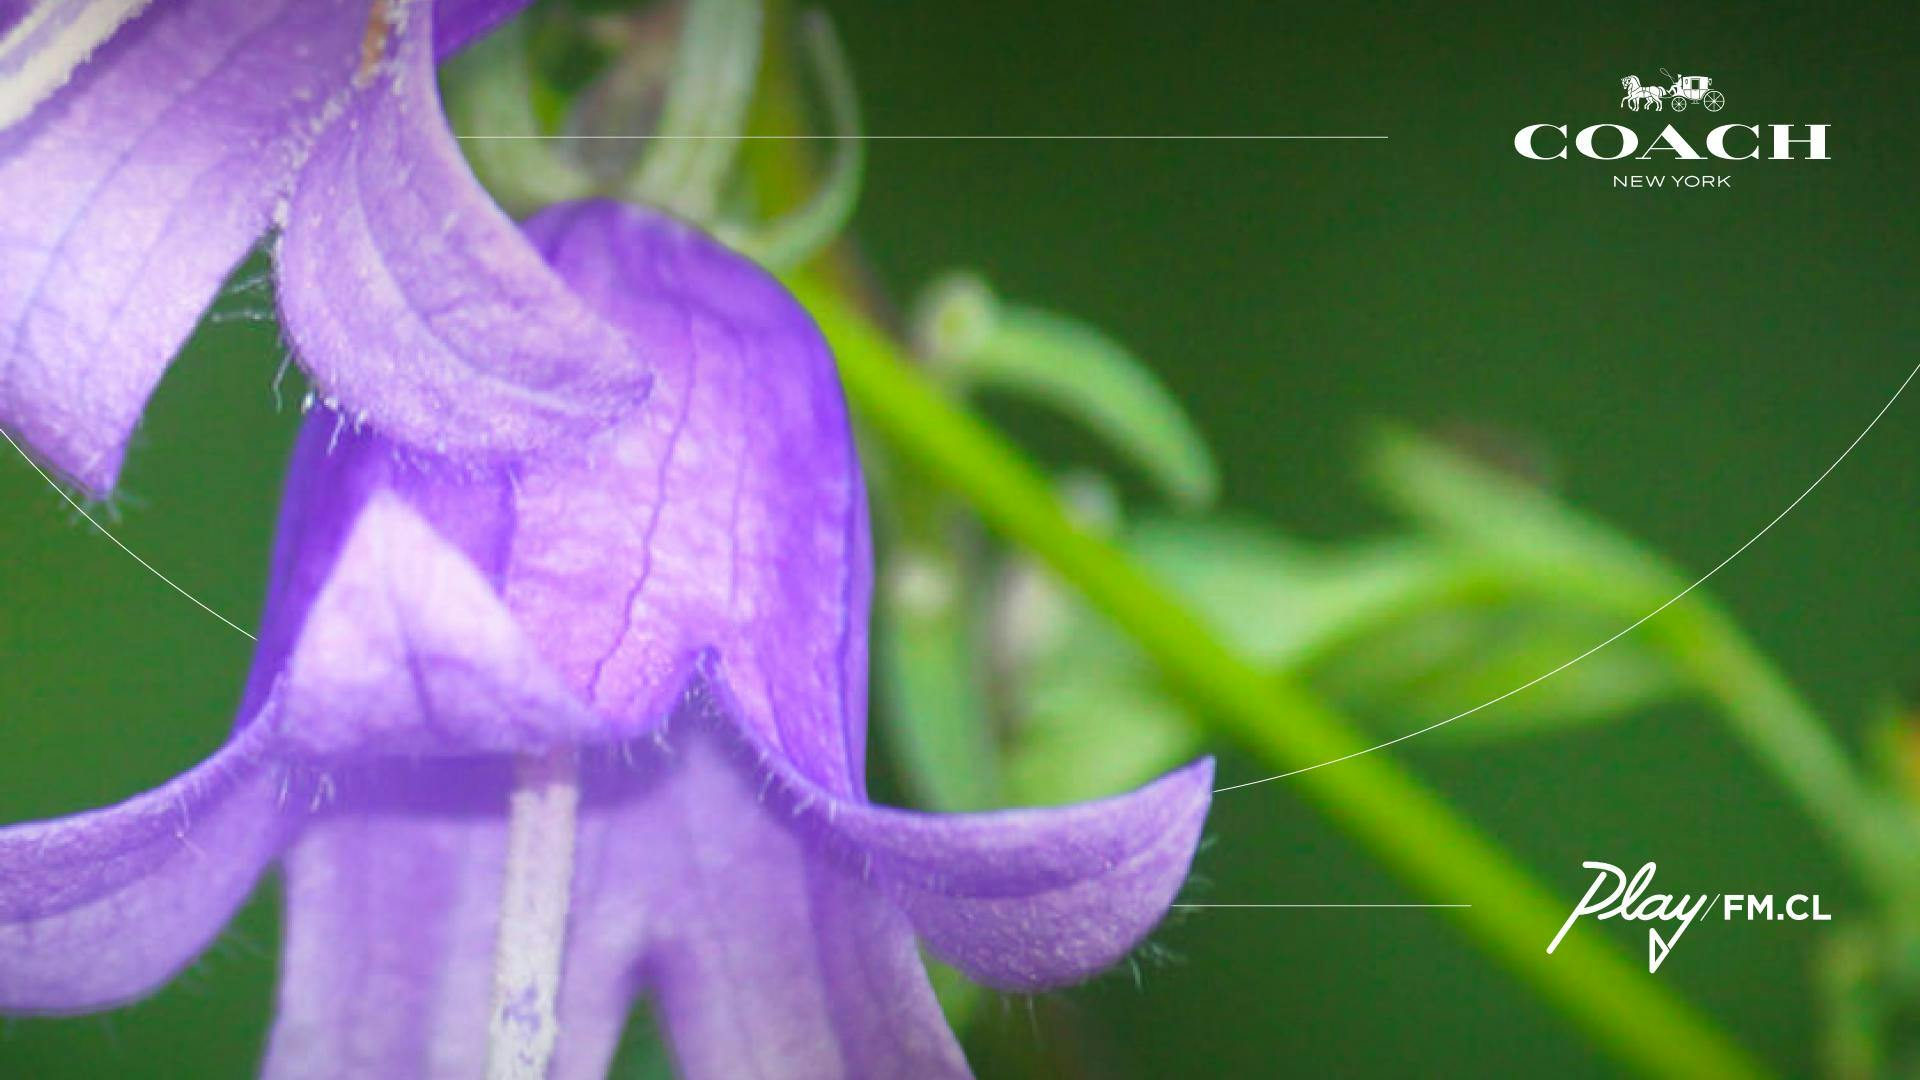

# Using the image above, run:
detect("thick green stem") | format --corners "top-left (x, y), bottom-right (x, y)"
top-left (792, 279), bottom-right (1766, 1079)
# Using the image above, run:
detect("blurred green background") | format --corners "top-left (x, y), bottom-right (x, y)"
top-left (3, 1), bottom-right (1917, 1075)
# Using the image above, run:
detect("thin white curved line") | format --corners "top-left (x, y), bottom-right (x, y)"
top-left (0, 426), bottom-right (256, 641)
top-left (1215, 358), bottom-right (1920, 795)
top-left (4, 345), bottom-right (1908, 783)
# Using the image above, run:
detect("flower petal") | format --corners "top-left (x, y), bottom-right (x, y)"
top-left (847, 758), bottom-right (1215, 991)
top-left (276, 2), bottom-right (653, 466)
top-left (0, 0), bottom-right (363, 493)
top-left (557, 663), bottom-right (1202, 1074)
top-left (269, 484), bottom-right (611, 758)
top-left (557, 676), bottom-right (970, 1080)
top-left (505, 202), bottom-right (872, 797)
top-left (691, 663), bottom-right (1214, 992)
top-left (271, 202), bottom-right (872, 793)
top-left (259, 733), bottom-right (964, 1080)
top-left (262, 758), bottom-right (511, 1080)
top-left (0, 718), bottom-right (294, 1012)
top-left (632, 849), bottom-right (971, 1080)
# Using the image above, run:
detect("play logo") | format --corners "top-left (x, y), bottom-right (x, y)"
top-left (1546, 861), bottom-right (1832, 973)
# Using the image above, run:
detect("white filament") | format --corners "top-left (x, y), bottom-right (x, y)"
top-left (486, 749), bottom-right (582, 1080)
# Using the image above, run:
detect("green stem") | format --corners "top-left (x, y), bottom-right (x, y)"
top-left (791, 279), bottom-right (1766, 1079)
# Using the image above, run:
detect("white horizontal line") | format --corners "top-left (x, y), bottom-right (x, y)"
top-left (453, 134), bottom-right (1390, 141)
top-left (1167, 895), bottom-right (1466, 903)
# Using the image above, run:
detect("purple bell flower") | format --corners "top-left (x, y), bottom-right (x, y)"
top-left (0, 200), bottom-right (1213, 1077)
top-left (0, 0), bottom-right (649, 496)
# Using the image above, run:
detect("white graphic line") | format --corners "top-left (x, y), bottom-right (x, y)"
top-left (1167, 895), bottom-right (1466, 903)
top-left (0, 427), bottom-right (256, 641)
top-left (1215, 358), bottom-right (1920, 795)
top-left (5, 360), bottom-right (1903, 799)
top-left (454, 134), bottom-right (1390, 141)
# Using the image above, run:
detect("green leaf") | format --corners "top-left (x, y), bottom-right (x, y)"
top-left (1014, 516), bottom-right (1681, 751)
top-left (1314, 601), bottom-right (1685, 740)
top-left (1003, 521), bottom-right (1449, 799)
top-left (1363, 425), bottom-right (1685, 611)
top-left (873, 548), bottom-right (1004, 812)
top-left (1006, 666), bottom-right (1202, 807)
top-left (1124, 518), bottom-right (1457, 668)
top-left (921, 279), bottom-right (1220, 508)
top-left (1124, 517), bottom-right (1685, 739)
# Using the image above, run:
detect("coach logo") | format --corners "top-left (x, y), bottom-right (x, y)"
top-left (1515, 123), bottom-right (1827, 161)
top-left (1620, 69), bottom-right (1726, 113)
top-left (1516, 69), bottom-right (1827, 179)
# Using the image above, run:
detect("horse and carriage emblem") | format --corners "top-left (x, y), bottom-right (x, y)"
top-left (1619, 68), bottom-right (1725, 112)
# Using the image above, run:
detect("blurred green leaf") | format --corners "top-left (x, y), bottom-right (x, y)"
top-left (874, 548), bottom-right (1004, 812)
top-left (1124, 518), bottom-right (1453, 668)
top-left (1363, 424), bottom-right (1685, 610)
top-left (1137, 517), bottom-right (1686, 739)
top-left (1365, 425), bottom-right (1905, 884)
top-left (1006, 514), bottom-right (1684, 764)
top-left (1007, 666), bottom-right (1202, 806)
top-left (1315, 601), bottom-right (1684, 740)
top-left (920, 277), bottom-right (1220, 508)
